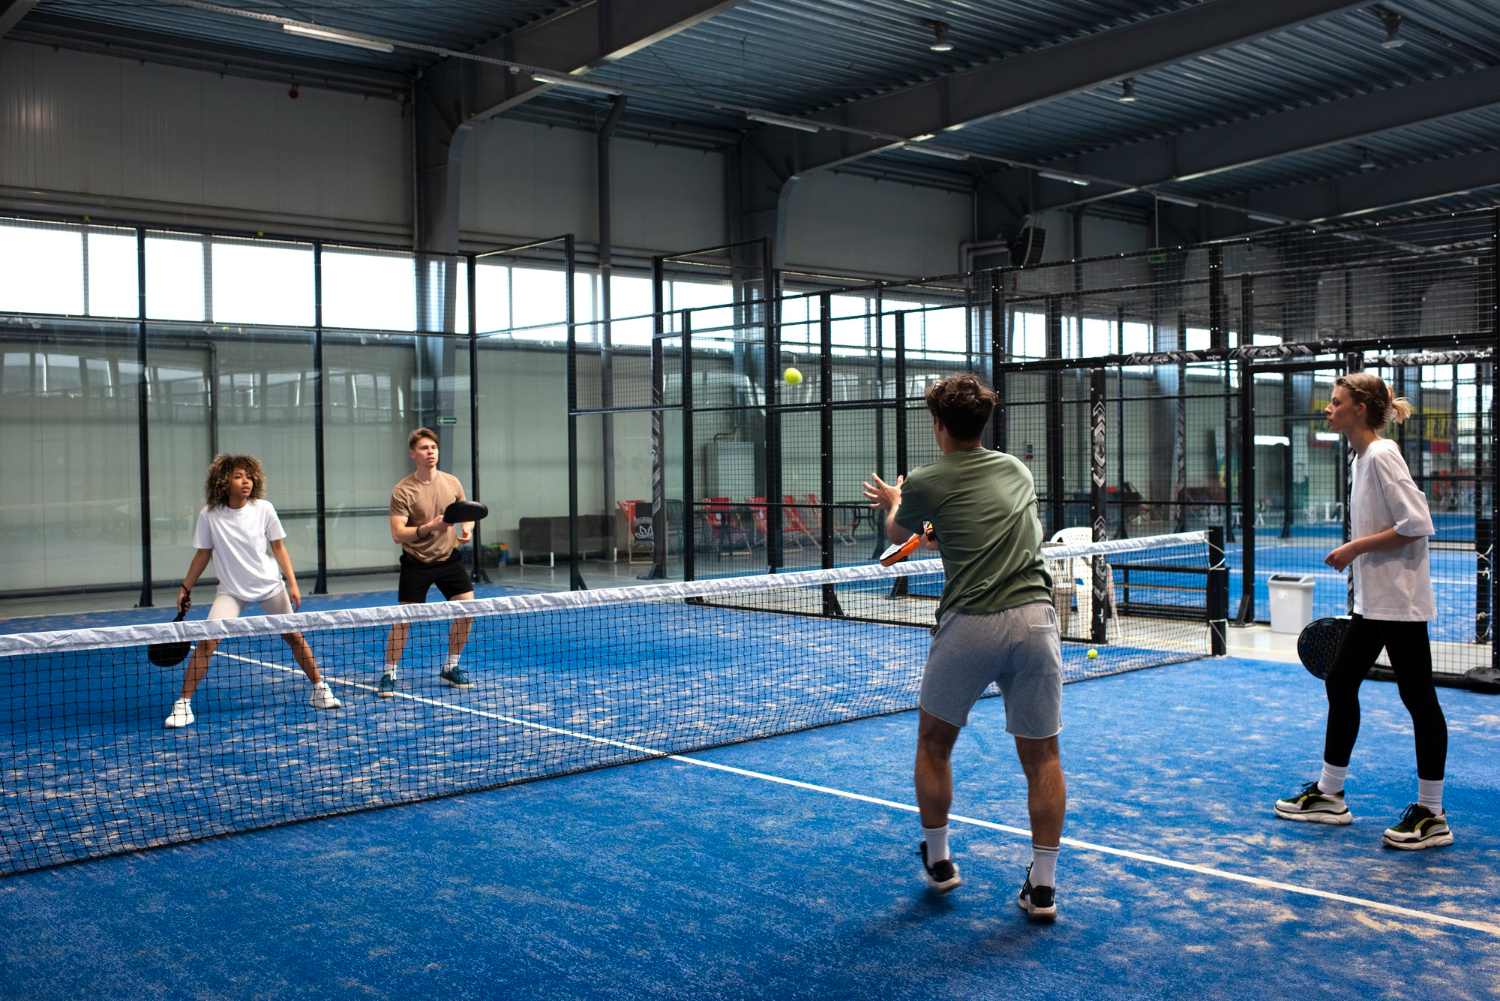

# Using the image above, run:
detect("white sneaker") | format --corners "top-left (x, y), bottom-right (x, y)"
top-left (164, 698), bottom-right (195, 729)
top-left (309, 681), bottom-right (342, 710)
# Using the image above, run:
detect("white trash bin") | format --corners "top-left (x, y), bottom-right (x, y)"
top-left (1268, 573), bottom-right (1316, 634)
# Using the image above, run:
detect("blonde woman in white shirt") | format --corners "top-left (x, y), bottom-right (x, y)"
top-left (1274, 374), bottom-right (1451, 849)
top-left (164, 454), bottom-right (341, 728)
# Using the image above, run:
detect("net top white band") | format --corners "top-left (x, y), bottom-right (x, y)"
top-left (0, 531), bottom-right (1208, 656)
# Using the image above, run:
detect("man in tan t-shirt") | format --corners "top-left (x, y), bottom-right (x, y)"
top-left (378, 427), bottom-right (476, 697)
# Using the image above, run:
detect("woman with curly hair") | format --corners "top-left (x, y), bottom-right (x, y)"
top-left (164, 454), bottom-right (341, 728)
top-left (1273, 373), bottom-right (1451, 849)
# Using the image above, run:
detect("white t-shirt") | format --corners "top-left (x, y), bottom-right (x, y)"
top-left (191, 500), bottom-right (288, 603)
top-left (1349, 438), bottom-right (1435, 621)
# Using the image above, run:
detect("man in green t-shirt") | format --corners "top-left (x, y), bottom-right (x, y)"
top-left (862, 373), bottom-right (1066, 924)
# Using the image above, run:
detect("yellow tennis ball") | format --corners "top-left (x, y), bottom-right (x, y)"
top-left (783, 366), bottom-right (803, 386)
top-left (1087, 648), bottom-right (1098, 659)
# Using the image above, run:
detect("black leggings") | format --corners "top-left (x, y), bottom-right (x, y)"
top-left (1323, 614), bottom-right (1447, 780)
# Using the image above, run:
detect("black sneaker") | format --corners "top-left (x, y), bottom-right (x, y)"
top-left (918, 841), bottom-right (961, 892)
top-left (1274, 780), bottom-right (1352, 825)
top-left (1017, 863), bottom-right (1057, 924)
top-left (1382, 803), bottom-right (1454, 850)
top-left (377, 673), bottom-right (396, 698)
top-left (438, 667), bottom-right (473, 689)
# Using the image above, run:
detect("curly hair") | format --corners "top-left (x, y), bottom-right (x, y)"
top-left (1335, 373), bottom-right (1413, 430)
top-left (924, 373), bottom-right (998, 441)
top-left (204, 454), bottom-right (266, 508)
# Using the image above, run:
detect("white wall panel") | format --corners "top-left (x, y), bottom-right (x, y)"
top-left (460, 119), bottom-right (725, 254)
top-left (462, 120), bottom-right (596, 244)
top-left (611, 138), bottom-right (724, 253)
top-left (784, 172), bottom-right (972, 279)
top-left (0, 42), bottom-right (408, 232)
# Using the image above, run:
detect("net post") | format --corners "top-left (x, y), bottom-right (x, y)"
top-left (1490, 211), bottom-right (1499, 677)
top-left (991, 279), bottom-right (1006, 453)
top-left (1207, 525), bottom-right (1228, 656)
top-left (312, 241), bottom-right (328, 594)
top-left (467, 252), bottom-right (489, 585)
top-left (135, 227), bottom-right (153, 608)
top-left (820, 293), bottom-right (842, 616)
top-left (763, 239), bottom-right (782, 573)
top-left (1235, 354), bottom-right (1255, 625)
top-left (1045, 295), bottom-right (1064, 535)
top-left (1089, 367), bottom-right (1107, 645)
top-left (645, 330), bottom-right (668, 580)
top-left (890, 312), bottom-right (909, 598)
top-left (682, 310), bottom-right (695, 584)
top-left (566, 234), bottom-right (586, 591)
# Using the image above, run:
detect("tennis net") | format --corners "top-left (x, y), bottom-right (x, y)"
top-left (0, 530), bottom-right (1223, 876)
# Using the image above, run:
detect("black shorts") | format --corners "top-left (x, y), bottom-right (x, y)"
top-left (398, 551), bottom-right (472, 603)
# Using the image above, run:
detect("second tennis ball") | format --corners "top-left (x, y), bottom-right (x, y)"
top-left (784, 367), bottom-right (803, 386)
top-left (1086, 648), bottom-right (1098, 658)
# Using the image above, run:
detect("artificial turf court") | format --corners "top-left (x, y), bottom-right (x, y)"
top-left (2, 651), bottom-right (1496, 1000)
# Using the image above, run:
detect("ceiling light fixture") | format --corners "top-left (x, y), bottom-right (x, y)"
top-left (532, 72), bottom-right (623, 96)
top-left (1248, 213), bottom-right (1284, 224)
top-left (1118, 77), bottom-right (1138, 103)
top-left (1358, 147), bottom-right (1377, 171)
top-left (745, 111), bottom-right (821, 133)
top-left (1039, 171), bottom-right (1090, 186)
top-left (282, 22), bottom-right (395, 53)
top-left (1157, 193), bottom-right (1199, 208)
top-left (930, 21), bottom-right (954, 52)
top-left (1381, 13), bottom-right (1406, 48)
top-left (904, 143), bottom-right (969, 160)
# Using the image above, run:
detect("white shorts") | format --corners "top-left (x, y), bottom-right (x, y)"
top-left (208, 589), bottom-right (293, 619)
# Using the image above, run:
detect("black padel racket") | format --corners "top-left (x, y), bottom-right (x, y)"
top-left (443, 500), bottom-right (488, 524)
top-left (1297, 616), bottom-right (1349, 680)
top-left (147, 609), bottom-right (192, 668)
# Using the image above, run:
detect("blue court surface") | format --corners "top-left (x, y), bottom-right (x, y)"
top-left (2, 653), bottom-right (1497, 1000)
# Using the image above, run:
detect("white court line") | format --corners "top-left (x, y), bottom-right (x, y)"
top-left (220, 651), bottom-right (1500, 939)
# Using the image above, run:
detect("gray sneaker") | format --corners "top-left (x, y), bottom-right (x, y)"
top-left (1274, 780), bottom-right (1352, 824)
top-left (1382, 804), bottom-right (1453, 850)
top-left (377, 673), bottom-right (396, 698)
top-left (438, 667), bottom-right (473, 689)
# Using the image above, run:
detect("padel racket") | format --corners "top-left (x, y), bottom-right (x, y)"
top-left (147, 608), bottom-right (192, 668)
top-left (1297, 616), bottom-right (1349, 680)
top-left (879, 523), bottom-right (935, 566)
top-left (443, 500), bottom-right (488, 524)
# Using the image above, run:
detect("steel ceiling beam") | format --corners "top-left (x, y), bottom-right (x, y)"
top-left (753, 0), bottom-right (1367, 175)
top-left (417, 0), bottom-right (747, 254)
top-left (0, 0), bottom-right (40, 39)
top-left (1242, 148), bottom-right (1500, 222)
top-left (1038, 64), bottom-right (1500, 197)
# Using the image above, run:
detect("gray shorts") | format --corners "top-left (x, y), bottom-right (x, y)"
top-left (920, 601), bottom-right (1064, 737)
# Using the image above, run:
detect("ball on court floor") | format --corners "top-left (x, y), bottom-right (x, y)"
top-left (1087, 648), bottom-right (1098, 659)
top-left (783, 366), bottom-right (803, 386)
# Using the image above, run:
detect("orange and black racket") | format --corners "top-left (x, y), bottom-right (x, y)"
top-left (879, 523), bottom-right (936, 566)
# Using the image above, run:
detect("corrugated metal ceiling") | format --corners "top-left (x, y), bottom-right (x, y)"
top-left (18, 0), bottom-right (1500, 220)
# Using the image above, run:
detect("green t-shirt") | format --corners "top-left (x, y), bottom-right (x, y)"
top-left (894, 447), bottom-right (1052, 620)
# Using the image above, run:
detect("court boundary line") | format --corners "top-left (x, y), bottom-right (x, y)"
top-left (223, 650), bottom-right (1499, 939)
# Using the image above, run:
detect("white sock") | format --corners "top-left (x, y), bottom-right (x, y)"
top-left (444, 653), bottom-right (461, 671)
top-left (1030, 844), bottom-right (1060, 888)
top-left (922, 825), bottom-right (950, 863)
top-left (174, 696), bottom-right (191, 706)
top-left (1417, 778), bottom-right (1444, 815)
top-left (383, 664), bottom-right (399, 681)
top-left (1318, 762), bottom-right (1349, 795)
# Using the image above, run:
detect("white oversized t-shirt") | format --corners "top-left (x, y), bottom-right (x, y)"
top-left (1350, 438), bottom-right (1435, 621)
top-left (191, 500), bottom-right (288, 603)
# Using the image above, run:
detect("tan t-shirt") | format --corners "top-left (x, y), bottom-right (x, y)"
top-left (390, 470), bottom-right (466, 563)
